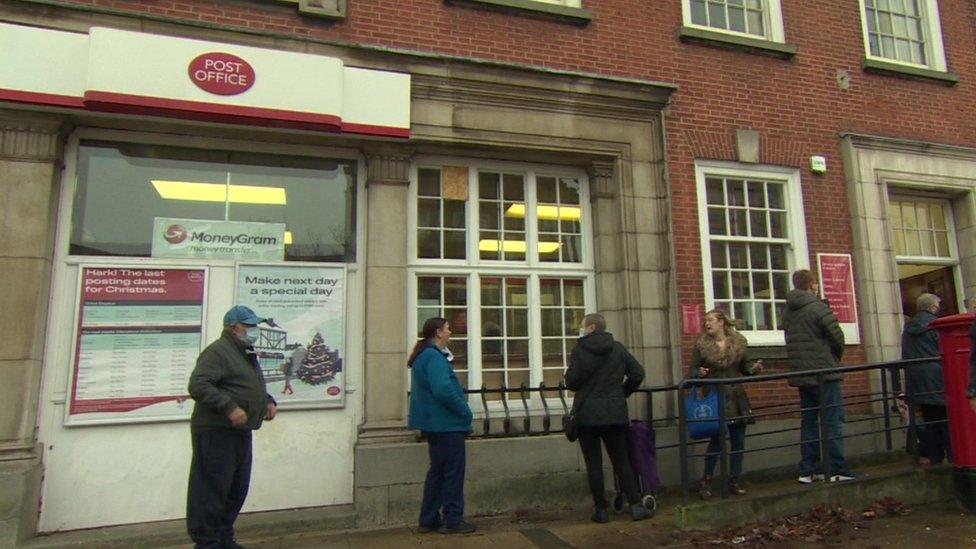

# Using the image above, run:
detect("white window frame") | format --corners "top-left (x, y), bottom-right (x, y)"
top-left (695, 161), bottom-right (809, 346)
top-left (857, 0), bottom-right (948, 72)
top-left (682, 0), bottom-right (786, 43)
top-left (408, 157), bottom-right (595, 414)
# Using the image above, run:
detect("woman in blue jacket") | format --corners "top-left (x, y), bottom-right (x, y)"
top-left (408, 317), bottom-right (475, 535)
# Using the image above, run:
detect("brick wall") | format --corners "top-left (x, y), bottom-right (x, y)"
top-left (47, 0), bottom-right (976, 410)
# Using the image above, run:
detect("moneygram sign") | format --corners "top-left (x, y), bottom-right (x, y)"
top-left (152, 218), bottom-right (285, 261)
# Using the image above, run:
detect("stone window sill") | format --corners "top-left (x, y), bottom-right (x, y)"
top-left (862, 58), bottom-right (958, 86)
top-left (444, 0), bottom-right (592, 26)
top-left (679, 25), bottom-right (797, 59)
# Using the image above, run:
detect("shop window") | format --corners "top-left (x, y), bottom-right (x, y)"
top-left (70, 141), bottom-right (357, 262)
top-left (859, 0), bottom-right (947, 71)
top-left (696, 162), bottom-right (808, 345)
top-left (411, 160), bottom-right (591, 400)
top-left (683, 0), bottom-right (786, 42)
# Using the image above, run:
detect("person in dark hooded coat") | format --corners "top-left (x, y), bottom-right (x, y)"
top-left (564, 313), bottom-right (652, 524)
top-left (901, 293), bottom-right (950, 464)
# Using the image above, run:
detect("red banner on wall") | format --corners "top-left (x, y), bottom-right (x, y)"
top-left (817, 254), bottom-right (857, 323)
top-left (682, 304), bottom-right (703, 335)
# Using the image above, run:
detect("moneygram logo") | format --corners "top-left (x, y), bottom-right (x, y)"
top-left (164, 225), bottom-right (188, 244)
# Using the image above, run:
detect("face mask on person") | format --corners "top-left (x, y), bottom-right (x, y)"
top-left (579, 327), bottom-right (588, 337)
top-left (244, 326), bottom-right (260, 344)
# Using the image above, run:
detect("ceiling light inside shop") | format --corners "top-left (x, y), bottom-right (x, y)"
top-left (478, 239), bottom-right (560, 253)
top-left (284, 231), bottom-right (292, 245)
top-left (505, 204), bottom-right (581, 221)
top-left (151, 180), bottom-right (287, 205)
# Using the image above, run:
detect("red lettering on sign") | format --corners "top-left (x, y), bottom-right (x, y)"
top-left (188, 52), bottom-right (255, 96)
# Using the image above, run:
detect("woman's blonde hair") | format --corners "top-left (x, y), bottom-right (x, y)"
top-left (704, 308), bottom-right (735, 335)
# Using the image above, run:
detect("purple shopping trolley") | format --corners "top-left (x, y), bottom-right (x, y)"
top-left (613, 419), bottom-right (659, 513)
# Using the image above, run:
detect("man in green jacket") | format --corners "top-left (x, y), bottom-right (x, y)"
top-left (783, 270), bottom-right (857, 484)
top-left (186, 305), bottom-right (278, 549)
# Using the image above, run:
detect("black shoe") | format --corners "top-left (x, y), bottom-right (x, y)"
top-left (223, 541), bottom-right (247, 549)
top-left (729, 478), bottom-right (746, 496)
top-left (417, 524), bottom-right (439, 533)
top-left (440, 521), bottom-right (477, 534)
top-left (591, 507), bottom-right (610, 523)
top-left (631, 503), bottom-right (653, 521)
top-left (698, 476), bottom-right (713, 500)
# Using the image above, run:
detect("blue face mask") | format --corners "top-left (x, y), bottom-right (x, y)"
top-left (244, 327), bottom-right (260, 344)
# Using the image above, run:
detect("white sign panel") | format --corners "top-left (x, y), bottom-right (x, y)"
top-left (236, 264), bottom-right (346, 409)
top-left (152, 217), bottom-right (285, 261)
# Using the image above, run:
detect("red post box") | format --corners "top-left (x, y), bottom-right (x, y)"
top-left (930, 312), bottom-right (976, 512)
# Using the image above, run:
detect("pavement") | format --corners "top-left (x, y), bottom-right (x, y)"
top-left (160, 495), bottom-right (976, 548)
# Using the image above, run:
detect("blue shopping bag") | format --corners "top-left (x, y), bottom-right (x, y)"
top-left (685, 388), bottom-right (720, 440)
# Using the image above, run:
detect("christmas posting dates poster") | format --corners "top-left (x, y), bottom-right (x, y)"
top-left (236, 265), bottom-right (346, 408)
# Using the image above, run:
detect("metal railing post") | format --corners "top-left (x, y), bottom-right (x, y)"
top-left (880, 364), bottom-right (893, 452)
top-left (717, 386), bottom-right (728, 498)
top-left (906, 375), bottom-right (920, 466)
top-left (678, 385), bottom-right (690, 506)
top-left (539, 382), bottom-right (552, 434)
top-left (817, 372), bottom-right (831, 481)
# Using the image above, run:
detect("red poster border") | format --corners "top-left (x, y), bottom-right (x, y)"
top-left (66, 265), bottom-right (207, 426)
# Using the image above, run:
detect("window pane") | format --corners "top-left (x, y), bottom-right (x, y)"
top-left (417, 198), bottom-right (440, 227)
top-left (564, 280), bottom-right (585, 306)
top-left (750, 243), bottom-right (768, 269)
top-left (750, 210), bottom-right (768, 237)
top-left (770, 244), bottom-right (787, 269)
top-left (443, 200), bottom-right (465, 229)
top-left (708, 1), bottom-right (727, 28)
top-left (729, 243), bottom-right (748, 268)
top-left (506, 278), bottom-right (527, 305)
top-left (711, 242), bottom-right (728, 268)
top-left (418, 229), bottom-right (440, 258)
top-left (713, 271), bottom-right (730, 299)
top-left (931, 204), bottom-right (946, 230)
top-left (480, 202), bottom-right (500, 230)
top-left (755, 302), bottom-right (773, 330)
top-left (503, 173), bottom-right (525, 201)
top-left (418, 168), bottom-right (440, 197)
top-left (728, 6), bottom-right (746, 32)
top-left (561, 235), bottom-right (582, 263)
top-left (729, 209), bottom-right (748, 236)
top-left (731, 271), bottom-right (750, 298)
top-left (507, 309), bottom-right (529, 337)
top-left (726, 179), bottom-right (746, 206)
top-left (746, 9), bottom-right (764, 35)
top-left (769, 211), bottom-right (787, 238)
top-left (559, 178), bottom-right (581, 204)
top-left (542, 309), bottom-right (562, 336)
top-left (418, 277), bottom-right (441, 301)
top-left (71, 142), bottom-right (358, 261)
top-left (708, 208), bottom-right (728, 235)
top-left (773, 272), bottom-right (789, 299)
top-left (706, 178), bottom-right (725, 205)
top-left (767, 184), bottom-right (784, 209)
top-left (537, 176), bottom-right (558, 203)
top-left (444, 277), bottom-right (467, 305)
top-left (691, 0), bottom-right (708, 25)
top-left (747, 181), bottom-right (765, 207)
top-left (444, 230), bottom-right (466, 259)
top-left (733, 302), bottom-right (755, 331)
top-left (752, 271), bottom-right (770, 297)
top-left (481, 278), bottom-right (502, 305)
top-left (479, 172), bottom-right (499, 199)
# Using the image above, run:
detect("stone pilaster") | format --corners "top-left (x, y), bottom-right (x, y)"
top-left (359, 146), bottom-right (416, 444)
top-left (0, 109), bottom-right (68, 545)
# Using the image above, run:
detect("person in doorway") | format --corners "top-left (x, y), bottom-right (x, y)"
top-left (408, 317), bottom-right (476, 535)
top-left (783, 270), bottom-right (859, 483)
top-left (282, 342), bottom-right (306, 395)
top-left (901, 293), bottom-right (951, 465)
top-left (690, 309), bottom-right (763, 499)
top-left (564, 313), bottom-right (653, 523)
top-left (186, 305), bottom-right (278, 549)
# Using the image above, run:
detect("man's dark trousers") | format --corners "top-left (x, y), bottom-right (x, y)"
top-left (187, 429), bottom-right (253, 549)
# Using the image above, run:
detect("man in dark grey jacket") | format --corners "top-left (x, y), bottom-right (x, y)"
top-left (782, 270), bottom-right (856, 483)
top-left (186, 305), bottom-right (278, 549)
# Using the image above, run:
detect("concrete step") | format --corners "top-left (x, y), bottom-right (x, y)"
top-left (21, 504), bottom-right (356, 549)
top-left (675, 463), bottom-right (954, 531)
